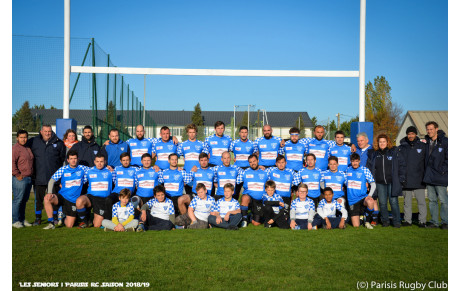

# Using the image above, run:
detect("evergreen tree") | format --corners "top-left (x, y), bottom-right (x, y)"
top-left (294, 114), bottom-right (306, 139)
top-left (12, 101), bottom-right (41, 132)
top-left (191, 103), bottom-right (205, 141)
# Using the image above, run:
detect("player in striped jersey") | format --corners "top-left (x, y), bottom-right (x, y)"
top-left (299, 125), bottom-right (336, 171)
top-left (279, 127), bottom-right (308, 172)
top-left (212, 151), bottom-right (243, 201)
top-left (208, 183), bottom-right (242, 230)
top-left (329, 130), bottom-right (351, 172)
top-left (321, 156), bottom-right (347, 208)
top-left (312, 187), bottom-right (347, 229)
top-left (152, 126), bottom-right (177, 170)
top-left (203, 121), bottom-right (232, 167)
top-left (266, 155), bottom-right (296, 208)
top-left (101, 188), bottom-right (138, 231)
top-left (42, 150), bottom-right (88, 229)
top-left (293, 154), bottom-right (324, 208)
top-left (254, 125), bottom-right (284, 169)
top-left (175, 183), bottom-right (216, 229)
top-left (138, 185), bottom-right (175, 231)
top-left (289, 183), bottom-right (318, 230)
top-left (190, 153), bottom-right (214, 196)
top-left (262, 180), bottom-right (290, 229)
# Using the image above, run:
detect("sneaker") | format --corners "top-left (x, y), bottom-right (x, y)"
top-left (418, 223), bottom-right (426, 228)
top-left (382, 221), bottom-right (390, 227)
top-left (12, 221), bottom-right (24, 228)
top-left (370, 221), bottom-right (377, 226)
top-left (240, 221), bottom-right (248, 228)
top-left (22, 220), bottom-right (32, 227)
top-left (77, 222), bottom-right (87, 229)
top-left (57, 219), bottom-right (63, 226)
top-left (312, 226), bottom-right (317, 230)
top-left (227, 225), bottom-right (239, 231)
top-left (426, 222), bottom-right (438, 229)
top-left (401, 221), bottom-right (412, 227)
top-left (364, 222), bottom-right (374, 229)
top-left (104, 227), bottom-right (113, 232)
top-left (293, 225), bottom-right (301, 230)
top-left (33, 218), bottom-right (41, 226)
top-left (441, 224), bottom-right (448, 230)
top-left (43, 223), bottom-right (55, 230)
top-left (175, 225), bottom-right (185, 229)
top-left (53, 220), bottom-right (59, 226)
top-left (136, 224), bottom-right (145, 232)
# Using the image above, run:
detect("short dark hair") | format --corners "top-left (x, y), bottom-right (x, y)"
top-left (168, 153), bottom-right (179, 160)
top-left (265, 180), bottom-right (276, 189)
top-left (154, 185), bottom-right (166, 196)
top-left (248, 153), bottom-right (258, 161)
top-left (17, 129), bottom-right (28, 137)
top-left (83, 125), bottom-right (93, 132)
top-left (119, 188), bottom-right (131, 198)
top-left (425, 121), bottom-right (439, 128)
top-left (239, 126), bottom-right (248, 132)
top-left (41, 124), bottom-right (52, 130)
top-left (223, 183), bottom-right (234, 192)
top-left (306, 153), bottom-right (316, 160)
top-left (350, 153), bottom-right (361, 161)
top-left (67, 149), bottom-right (78, 159)
top-left (63, 129), bottom-right (76, 140)
top-left (195, 183), bottom-right (207, 193)
top-left (95, 153), bottom-right (105, 160)
top-left (289, 127), bottom-right (300, 134)
top-left (160, 126), bottom-right (170, 132)
top-left (199, 152), bottom-right (209, 160)
top-left (109, 128), bottom-right (119, 134)
top-left (314, 125), bottom-right (324, 131)
top-left (328, 156), bottom-right (338, 163)
top-left (141, 153), bottom-right (152, 160)
top-left (276, 155), bottom-right (286, 162)
top-left (323, 187), bottom-right (333, 194)
top-left (120, 152), bottom-right (130, 160)
top-left (335, 130), bottom-right (345, 137)
top-left (214, 121), bottom-right (225, 129)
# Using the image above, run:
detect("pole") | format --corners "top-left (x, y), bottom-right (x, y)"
top-left (233, 105), bottom-right (236, 140)
top-left (247, 105), bottom-right (250, 139)
top-left (337, 113), bottom-right (341, 130)
top-left (359, 0), bottom-right (366, 122)
top-left (143, 75), bottom-right (146, 127)
top-left (63, 0), bottom-right (70, 118)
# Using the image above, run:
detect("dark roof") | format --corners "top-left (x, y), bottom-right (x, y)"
top-left (31, 109), bottom-right (314, 128)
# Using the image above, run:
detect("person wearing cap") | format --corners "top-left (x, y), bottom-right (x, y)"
top-left (398, 126), bottom-right (427, 227)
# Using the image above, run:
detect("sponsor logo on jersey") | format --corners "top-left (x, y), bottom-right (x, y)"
top-left (302, 175), bottom-right (308, 179)
top-left (117, 171), bottom-right (124, 175)
top-left (246, 174), bottom-right (254, 178)
top-left (331, 150), bottom-right (338, 154)
top-left (163, 175), bottom-right (169, 179)
top-left (130, 143), bottom-right (137, 146)
top-left (235, 147), bottom-right (241, 151)
top-left (157, 146), bottom-right (163, 150)
top-left (210, 141), bottom-right (218, 145)
top-left (260, 144), bottom-right (267, 149)
top-left (347, 172), bottom-right (353, 176)
top-left (286, 147), bottom-right (293, 150)
top-left (138, 173), bottom-right (144, 178)
top-left (218, 172), bottom-right (226, 175)
top-left (89, 174), bottom-right (97, 178)
top-left (184, 146), bottom-right (190, 150)
top-left (324, 176), bottom-right (331, 180)
top-left (273, 173), bottom-right (280, 178)
top-left (64, 173), bottom-right (71, 177)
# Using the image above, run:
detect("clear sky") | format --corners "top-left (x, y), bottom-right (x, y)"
top-left (12, 0), bottom-right (448, 124)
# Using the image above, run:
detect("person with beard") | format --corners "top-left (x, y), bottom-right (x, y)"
top-left (99, 128), bottom-right (130, 170)
top-left (398, 126), bottom-right (427, 227)
top-left (69, 125), bottom-right (100, 167)
top-left (254, 125), bottom-right (284, 169)
top-left (299, 125), bottom-right (337, 171)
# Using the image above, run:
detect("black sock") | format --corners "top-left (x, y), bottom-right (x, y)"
top-left (241, 206), bottom-right (249, 221)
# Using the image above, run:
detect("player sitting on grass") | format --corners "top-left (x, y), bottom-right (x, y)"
top-left (102, 188), bottom-right (138, 232)
top-left (208, 183), bottom-right (242, 230)
top-left (262, 180), bottom-right (290, 229)
top-left (312, 187), bottom-right (347, 229)
top-left (289, 183), bottom-right (317, 230)
top-left (137, 185), bottom-right (175, 231)
top-left (175, 183), bottom-right (216, 229)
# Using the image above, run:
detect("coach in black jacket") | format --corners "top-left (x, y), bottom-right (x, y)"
top-left (423, 121), bottom-right (448, 229)
top-left (70, 125), bottom-right (100, 167)
top-left (398, 126), bottom-right (427, 227)
top-left (26, 124), bottom-right (65, 225)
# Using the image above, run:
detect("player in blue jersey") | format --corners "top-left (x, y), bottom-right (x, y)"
top-left (347, 153), bottom-right (378, 229)
top-left (208, 183), bottom-right (242, 230)
top-left (321, 156), bottom-right (347, 208)
top-left (266, 155), bottom-right (296, 208)
top-left (138, 185), bottom-right (175, 231)
top-left (294, 153), bottom-right (324, 208)
top-left (299, 125), bottom-right (336, 171)
top-left (203, 121), bottom-right (232, 167)
top-left (238, 154), bottom-right (269, 227)
top-left (42, 150), bottom-right (88, 229)
top-left (289, 183), bottom-right (318, 230)
top-left (254, 125), bottom-right (284, 169)
top-left (99, 129), bottom-right (130, 170)
top-left (312, 187), bottom-right (347, 229)
top-left (75, 153), bottom-right (116, 229)
top-left (329, 130), bottom-right (351, 172)
top-left (190, 153), bottom-right (215, 196)
top-left (230, 126), bottom-right (256, 169)
top-left (212, 151), bottom-right (243, 201)
top-left (126, 125), bottom-right (157, 168)
top-left (112, 152), bottom-right (137, 195)
top-left (177, 124), bottom-right (205, 194)
top-left (157, 153), bottom-right (193, 216)
top-left (132, 153), bottom-right (160, 209)
top-left (101, 188), bottom-right (138, 232)
top-left (152, 126), bottom-right (177, 170)
top-left (262, 180), bottom-right (290, 229)
top-left (175, 183), bottom-right (216, 229)
top-left (279, 127), bottom-right (308, 172)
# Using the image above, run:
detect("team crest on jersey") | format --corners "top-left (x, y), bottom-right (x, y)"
top-left (99, 210), bottom-right (104, 215)
top-left (174, 174), bottom-right (181, 180)
top-left (163, 206), bottom-right (168, 211)
top-left (313, 174), bottom-right (319, 179)
top-left (195, 145), bottom-right (201, 150)
top-left (417, 149), bottom-right (422, 153)
top-left (304, 205), bottom-right (309, 209)
top-left (207, 173), bottom-right (213, 179)
top-left (72, 206), bottom-right (76, 212)
top-left (168, 145), bottom-right (174, 150)
top-left (297, 146), bottom-right (303, 151)
top-left (336, 176), bottom-right (342, 181)
top-left (258, 174), bottom-right (265, 179)
top-left (128, 170), bottom-right (134, 176)
top-left (223, 140), bottom-right (228, 146)
top-left (93, 150), bottom-right (98, 155)
top-left (357, 173), bottom-right (362, 178)
top-left (285, 174), bottom-right (291, 180)
top-left (387, 156), bottom-right (393, 160)
top-left (120, 147), bottom-right (125, 151)
top-left (102, 172), bottom-right (109, 178)
top-left (149, 172), bottom-right (155, 177)
top-left (53, 144), bottom-right (57, 148)
top-left (271, 143), bottom-right (277, 149)
top-left (246, 146), bottom-right (252, 152)
top-left (439, 148), bottom-right (443, 152)
top-left (76, 171), bottom-right (81, 176)
top-left (205, 204), bottom-right (211, 208)
top-left (141, 141), bottom-right (147, 146)
top-left (230, 170), bottom-right (236, 176)
top-left (320, 144), bottom-right (325, 148)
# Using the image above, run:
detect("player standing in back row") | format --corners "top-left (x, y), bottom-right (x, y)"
top-left (204, 121), bottom-right (232, 167)
top-left (254, 125), bottom-right (284, 169)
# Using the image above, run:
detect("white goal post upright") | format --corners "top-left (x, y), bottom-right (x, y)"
top-left (63, 0), bottom-right (367, 122)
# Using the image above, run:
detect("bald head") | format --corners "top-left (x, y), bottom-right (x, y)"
top-left (263, 125), bottom-right (272, 139)
top-left (221, 151), bottom-right (231, 166)
top-left (136, 124), bottom-right (145, 139)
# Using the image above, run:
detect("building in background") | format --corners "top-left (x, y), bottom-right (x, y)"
top-left (396, 111), bottom-right (448, 145)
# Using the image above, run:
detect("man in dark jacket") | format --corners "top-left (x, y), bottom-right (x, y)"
top-left (398, 126), bottom-right (427, 227)
top-left (70, 125), bottom-right (101, 168)
top-left (423, 121), bottom-right (448, 230)
top-left (26, 124), bottom-right (66, 225)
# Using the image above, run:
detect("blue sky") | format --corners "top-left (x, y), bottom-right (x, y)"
top-left (12, 0), bottom-right (448, 124)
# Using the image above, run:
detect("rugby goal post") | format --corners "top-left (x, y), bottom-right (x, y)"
top-left (63, 0), bottom-right (367, 122)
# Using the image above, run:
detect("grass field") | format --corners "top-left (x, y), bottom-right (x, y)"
top-left (13, 195), bottom-right (448, 290)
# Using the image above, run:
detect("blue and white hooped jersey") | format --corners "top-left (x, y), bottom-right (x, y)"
top-left (237, 168), bottom-right (269, 200)
top-left (346, 166), bottom-right (375, 206)
top-left (212, 197), bottom-right (240, 218)
top-left (135, 167), bottom-right (160, 198)
top-left (279, 140), bottom-right (307, 171)
top-left (291, 197), bottom-right (316, 220)
top-left (302, 138), bottom-right (333, 171)
top-left (262, 193), bottom-right (284, 214)
top-left (317, 199), bottom-right (346, 219)
top-left (112, 201), bottom-right (135, 223)
top-left (153, 139), bottom-right (177, 170)
top-left (85, 167), bottom-right (116, 198)
top-left (113, 165), bottom-right (137, 194)
top-left (158, 169), bottom-right (193, 197)
top-left (177, 140), bottom-right (204, 172)
top-left (266, 167), bottom-right (295, 198)
top-left (329, 144), bottom-right (352, 172)
top-left (191, 168), bottom-right (215, 195)
top-left (229, 139), bottom-right (256, 168)
top-left (126, 137), bottom-right (157, 167)
top-left (212, 165), bottom-right (243, 196)
top-left (203, 134), bottom-right (232, 166)
top-left (321, 170), bottom-right (347, 199)
top-left (146, 197), bottom-right (175, 220)
top-left (254, 136), bottom-right (283, 167)
top-left (51, 165), bottom-right (88, 203)
top-left (189, 195), bottom-right (216, 221)
top-left (294, 167), bottom-right (324, 198)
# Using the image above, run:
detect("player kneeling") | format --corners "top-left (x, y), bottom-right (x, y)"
top-left (312, 187), bottom-right (347, 229)
top-left (262, 180), bottom-right (290, 229)
top-left (137, 185), bottom-right (175, 231)
top-left (101, 188), bottom-right (138, 231)
top-left (208, 183), bottom-right (242, 230)
top-left (175, 183), bottom-right (216, 229)
top-left (290, 183), bottom-right (318, 230)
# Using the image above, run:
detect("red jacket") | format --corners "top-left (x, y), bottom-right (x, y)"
top-left (12, 143), bottom-right (34, 177)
